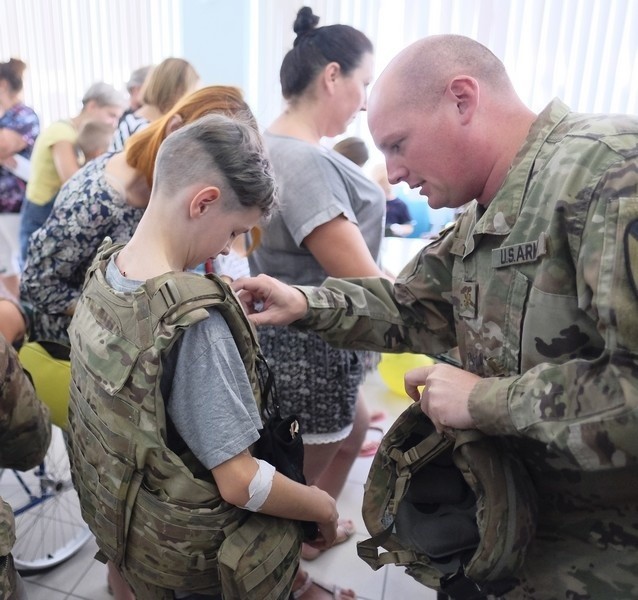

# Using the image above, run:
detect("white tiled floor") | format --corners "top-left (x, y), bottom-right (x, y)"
top-left (15, 369), bottom-right (437, 600)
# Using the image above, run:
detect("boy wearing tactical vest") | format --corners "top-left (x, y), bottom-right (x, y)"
top-left (66, 114), bottom-right (351, 600)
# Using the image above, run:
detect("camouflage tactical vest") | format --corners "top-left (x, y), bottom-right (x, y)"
top-left (358, 402), bottom-right (538, 599)
top-left (66, 239), bottom-right (300, 599)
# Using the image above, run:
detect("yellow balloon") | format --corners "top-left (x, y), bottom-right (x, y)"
top-left (377, 353), bottom-right (435, 397)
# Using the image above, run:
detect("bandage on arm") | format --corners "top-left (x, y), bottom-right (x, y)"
top-left (241, 458), bottom-right (276, 512)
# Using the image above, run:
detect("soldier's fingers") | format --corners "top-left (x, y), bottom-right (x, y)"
top-left (404, 365), bottom-right (435, 401)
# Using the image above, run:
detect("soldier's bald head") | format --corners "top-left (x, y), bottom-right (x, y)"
top-left (370, 34), bottom-right (512, 115)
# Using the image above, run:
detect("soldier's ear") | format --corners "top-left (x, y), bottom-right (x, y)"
top-left (448, 76), bottom-right (479, 125)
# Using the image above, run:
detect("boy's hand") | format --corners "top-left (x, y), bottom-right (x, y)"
top-left (404, 363), bottom-right (480, 432)
top-left (305, 486), bottom-right (339, 550)
top-left (231, 274), bottom-right (308, 326)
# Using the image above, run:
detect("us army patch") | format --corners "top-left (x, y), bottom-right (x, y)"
top-left (625, 219), bottom-right (638, 298)
top-left (492, 232), bottom-right (548, 268)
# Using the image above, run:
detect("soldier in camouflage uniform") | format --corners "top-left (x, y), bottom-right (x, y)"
top-left (233, 34), bottom-right (638, 599)
top-left (1, 336), bottom-right (51, 599)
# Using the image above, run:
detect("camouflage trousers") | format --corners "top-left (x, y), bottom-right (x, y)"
top-left (498, 513), bottom-right (638, 600)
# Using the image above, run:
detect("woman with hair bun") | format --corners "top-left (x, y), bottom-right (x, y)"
top-left (249, 6), bottom-right (384, 596)
top-left (0, 57), bottom-right (39, 295)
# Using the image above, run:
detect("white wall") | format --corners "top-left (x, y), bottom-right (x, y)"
top-left (2, 1), bottom-right (636, 136)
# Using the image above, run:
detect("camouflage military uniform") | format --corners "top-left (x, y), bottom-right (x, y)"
top-left (0, 337), bottom-right (51, 598)
top-left (294, 99), bottom-right (638, 599)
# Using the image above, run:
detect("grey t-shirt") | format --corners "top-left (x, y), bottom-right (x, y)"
top-left (249, 132), bottom-right (385, 285)
top-left (105, 257), bottom-right (261, 470)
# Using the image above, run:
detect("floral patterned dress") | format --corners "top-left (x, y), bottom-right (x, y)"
top-left (0, 103), bottom-right (39, 213)
top-left (20, 153), bottom-right (145, 343)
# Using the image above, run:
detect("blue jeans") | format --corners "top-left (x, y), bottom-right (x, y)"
top-left (19, 196), bottom-right (55, 268)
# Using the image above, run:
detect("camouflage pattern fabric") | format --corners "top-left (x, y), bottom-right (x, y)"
top-left (294, 99), bottom-right (638, 598)
top-left (218, 512), bottom-right (302, 600)
top-left (67, 239), bottom-right (300, 599)
top-left (0, 337), bottom-right (51, 597)
top-left (358, 402), bottom-right (537, 598)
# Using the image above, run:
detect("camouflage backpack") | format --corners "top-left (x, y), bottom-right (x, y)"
top-left (67, 239), bottom-right (301, 600)
top-left (358, 402), bottom-right (538, 599)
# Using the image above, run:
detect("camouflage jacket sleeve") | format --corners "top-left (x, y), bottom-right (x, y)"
top-left (294, 224), bottom-right (459, 356)
top-left (0, 339), bottom-right (51, 470)
top-left (0, 338), bottom-right (51, 557)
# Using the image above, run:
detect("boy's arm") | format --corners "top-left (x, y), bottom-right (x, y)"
top-left (212, 450), bottom-right (339, 548)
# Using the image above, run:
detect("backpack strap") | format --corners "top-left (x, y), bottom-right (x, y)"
top-left (387, 432), bottom-right (452, 516)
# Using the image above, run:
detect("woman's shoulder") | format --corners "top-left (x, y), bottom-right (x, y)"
top-left (3, 103), bottom-right (39, 125)
top-left (40, 120), bottom-right (77, 144)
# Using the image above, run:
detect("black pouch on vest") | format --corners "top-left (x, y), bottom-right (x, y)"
top-left (253, 356), bottom-right (319, 541)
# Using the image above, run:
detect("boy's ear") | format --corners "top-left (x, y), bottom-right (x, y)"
top-left (164, 114), bottom-right (184, 136)
top-left (189, 186), bottom-right (221, 218)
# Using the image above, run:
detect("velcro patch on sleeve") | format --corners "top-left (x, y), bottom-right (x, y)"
top-left (625, 218), bottom-right (638, 298)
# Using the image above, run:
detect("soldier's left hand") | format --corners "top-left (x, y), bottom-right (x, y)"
top-left (404, 363), bottom-right (480, 432)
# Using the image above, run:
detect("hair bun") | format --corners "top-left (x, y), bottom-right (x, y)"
top-left (293, 6), bottom-right (320, 38)
top-left (6, 57), bottom-right (27, 77)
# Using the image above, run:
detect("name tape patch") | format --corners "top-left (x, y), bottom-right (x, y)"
top-left (492, 232), bottom-right (547, 268)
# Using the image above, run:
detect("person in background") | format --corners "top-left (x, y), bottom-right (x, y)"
top-left (66, 113), bottom-right (343, 600)
top-left (0, 278), bottom-right (27, 346)
top-left (332, 136), bottom-right (369, 168)
top-left (75, 120), bottom-right (113, 164)
top-left (370, 162), bottom-right (414, 237)
top-left (20, 86), bottom-right (255, 346)
top-left (109, 57), bottom-right (200, 152)
top-left (0, 313), bottom-right (51, 599)
top-left (248, 6), bottom-right (385, 582)
top-left (123, 65), bottom-right (151, 115)
top-left (332, 137), bottom-right (390, 431)
top-left (0, 58), bottom-right (39, 297)
top-left (232, 33), bottom-right (638, 598)
top-left (18, 81), bottom-right (125, 265)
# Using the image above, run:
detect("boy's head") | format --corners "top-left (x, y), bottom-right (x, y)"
top-left (333, 136), bottom-right (369, 168)
top-left (76, 120), bottom-right (115, 161)
top-left (151, 113), bottom-right (278, 266)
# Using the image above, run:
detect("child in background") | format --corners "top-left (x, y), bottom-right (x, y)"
top-left (75, 120), bottom-right (114, 164)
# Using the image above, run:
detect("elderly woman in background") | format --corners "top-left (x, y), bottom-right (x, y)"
top-left (18, 81), bottom-right (126, 264)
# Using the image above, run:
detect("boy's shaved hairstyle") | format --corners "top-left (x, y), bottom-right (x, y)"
top-left (153, 114), bottom-right (278, 219)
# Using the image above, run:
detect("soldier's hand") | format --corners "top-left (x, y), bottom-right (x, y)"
top-left (231, 274), bottom-right (308, 326)
top-left (404, 363), bottom-right (479, 432)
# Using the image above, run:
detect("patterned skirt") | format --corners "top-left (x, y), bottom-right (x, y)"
top-left (258, 325), bottom-right (365, 443)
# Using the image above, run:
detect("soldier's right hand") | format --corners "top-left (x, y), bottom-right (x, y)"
top-left (232, 274), bottom-right (309, 326)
